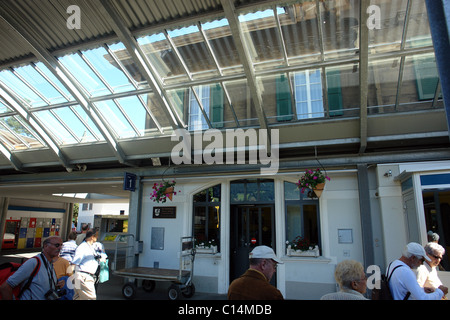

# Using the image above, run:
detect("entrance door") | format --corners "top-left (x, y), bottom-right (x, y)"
top-left (404, 189), bottom-right (420, 243)
top-left (230, 205), bottom-right (275, 283)
top-left (423, 190), bottom-right (450, 270)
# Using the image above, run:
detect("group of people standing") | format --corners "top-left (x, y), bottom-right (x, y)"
top-left (228, 241), bottom-right (449, 300)
top-left (322, 242), bottom-right (448, 300)
top-left (2, 228), bottom-right (448, 301)
top-left (321, 241), bottom-right (448, 300)
top-left (0, 225), bottom-right (107, 300)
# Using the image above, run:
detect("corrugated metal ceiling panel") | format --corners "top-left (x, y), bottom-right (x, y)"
top-left (0, 0), bottom-right (254, 67)
top-left (0, 17), bottom-right (34, 64)
top-left (0, 0), bottom-right (116, 65)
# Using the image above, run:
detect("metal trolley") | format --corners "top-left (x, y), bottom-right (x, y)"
top-left (111, 235), bottom-right (196, 300)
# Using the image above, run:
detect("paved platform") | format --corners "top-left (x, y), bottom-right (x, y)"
top-left (97, 273), bottom-right (226, 300)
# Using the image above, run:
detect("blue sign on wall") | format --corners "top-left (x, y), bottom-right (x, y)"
top-left (123, 172), bottom-right (137, 192)
top-left (420, 173), bottom-right (450, 186)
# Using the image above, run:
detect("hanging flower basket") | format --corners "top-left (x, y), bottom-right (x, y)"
top-left (296, 168), bottom-right (330, 198)
top-left (150, 180), bottom-right (177, 203)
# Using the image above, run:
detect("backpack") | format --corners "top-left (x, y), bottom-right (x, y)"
top-left (0, 256), bottom-right (41, 300)
top-left (372, 263), bottom-right (411, 300)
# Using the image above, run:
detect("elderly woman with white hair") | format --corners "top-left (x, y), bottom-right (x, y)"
top-left (416, 242), bottom-right (448, 297)
top-left (321, 260), bottom-right (368, 300)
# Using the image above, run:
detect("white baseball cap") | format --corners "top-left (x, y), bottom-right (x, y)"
top-left (406, 242), bottom-right (431, 262)
top-left (249, 245), bottom-right (283, 264)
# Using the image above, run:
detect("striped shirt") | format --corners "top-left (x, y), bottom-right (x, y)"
top-left (59, 240), bottom-right (77, 263)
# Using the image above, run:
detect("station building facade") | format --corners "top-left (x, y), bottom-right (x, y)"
top-left (1, 0), bottom-right (450, 299)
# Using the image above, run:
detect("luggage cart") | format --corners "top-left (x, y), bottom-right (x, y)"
top-left (111, 235), bottom-right (196, 300)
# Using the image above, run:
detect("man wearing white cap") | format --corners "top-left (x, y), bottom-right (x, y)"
top-left (228, 245), bottom-right (284, 300)
top-left (388, 242), bottom-right (448, 300)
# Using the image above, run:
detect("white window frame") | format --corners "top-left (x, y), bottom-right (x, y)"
top-left (294, 69), bottom-right (324, 119)
top-left (188, 85), bottom-right (210, 131)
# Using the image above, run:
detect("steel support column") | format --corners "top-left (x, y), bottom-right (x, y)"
top-left (0, 197), bottom-right (9, 253)
top-left (425, 0), bottom-right (450, 138)
top-left (357, 164), bottom-right (375, 268)
top-left (359, 0), bottom-right (370, 153)
top-left (127, 175), bottom-right (143, 268)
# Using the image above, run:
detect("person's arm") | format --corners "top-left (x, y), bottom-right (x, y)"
top-left (1, 258), bottom-right (38, 300)
top-left (438, 285), bottom-right (448, 296)
top-left (71, 244), bottom-right (84, 270)
top-left (0, 281), bottom-right (14, 300)
top-left (404, 268), bottom-right (443, 300)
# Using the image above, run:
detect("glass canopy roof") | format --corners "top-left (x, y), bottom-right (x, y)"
top-left (0, 0), bottom-right (441, 157)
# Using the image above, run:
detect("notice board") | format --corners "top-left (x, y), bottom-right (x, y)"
top-left (153, 206), bottom-right (176, 219)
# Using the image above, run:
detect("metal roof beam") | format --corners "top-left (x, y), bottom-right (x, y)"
top-left (98, 0), bottom-right (185, 130)
top-left (221, 0), bottom-right (271, 147)
top-left (394, 0), bottom-right (412, 111)
top-left (359, 0), bottom-right (370, 154)
top-left (0, 138), bottom-right (23, 171)
top-left (0, 8), bottom-right (130, 167)
top-left (0, 85), bottom-right (72, 170)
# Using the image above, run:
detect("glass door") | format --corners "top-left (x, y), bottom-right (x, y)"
top-left (422, 190), bottom-right (450, 270)
top-left (230, 205), bottom-right (275, 283)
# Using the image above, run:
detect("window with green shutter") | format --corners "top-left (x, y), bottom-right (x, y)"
top-left (326, 69), bottom-right (343, 117)
top-left (413, 55), bottom-right (441, 101)
top-left (188, 85), bottom-right (210, 131)
top-left (210, 84), bottom-right (224, 128)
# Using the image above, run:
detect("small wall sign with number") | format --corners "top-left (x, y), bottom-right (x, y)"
top-left (123, 172), bottom-right (137, 191)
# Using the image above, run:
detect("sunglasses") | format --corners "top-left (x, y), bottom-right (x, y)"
top-left (49, 242), bottom-right (62, 248)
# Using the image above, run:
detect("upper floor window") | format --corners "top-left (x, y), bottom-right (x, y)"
top-left (182, 84), bottom-right (224, 131)
top-left (188, 85), bottom-right (210, 131)
top-left (276, 69), bottom-right (344, 121)
top-left (81, 203), bottom-right (93, 211)
top-left (294, 69), bottom-right (324, 119)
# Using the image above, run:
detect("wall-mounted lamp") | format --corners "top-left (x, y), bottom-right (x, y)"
top-left (76, 164), bottom-right (87, 172)
top-left (384, 169), bottom-right (392, 177)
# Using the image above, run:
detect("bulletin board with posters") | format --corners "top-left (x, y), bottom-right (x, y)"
top-left (4, 205), bottom-right (65, 250)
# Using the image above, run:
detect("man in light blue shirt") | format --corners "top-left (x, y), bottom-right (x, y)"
top-left (0, 236), bottom-right (64, 300)
top-left (72, 229), bottom-right (106, 300)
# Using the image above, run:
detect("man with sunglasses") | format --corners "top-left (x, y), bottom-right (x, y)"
top-left (388, 242), bottom-right (448, 300)
top-left (0, 236), bottom-right (64, 300)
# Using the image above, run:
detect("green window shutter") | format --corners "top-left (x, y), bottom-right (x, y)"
top-left (174, 89), bottom-right (185, 122)
top-left (414, 56), bottom-right (441, 100)
top-left (210, 84), bottom-right (224, 128)
top-left (326, 70), bottom-right (343, 117)
top-left (276, 74), bottom-right (293, 121)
